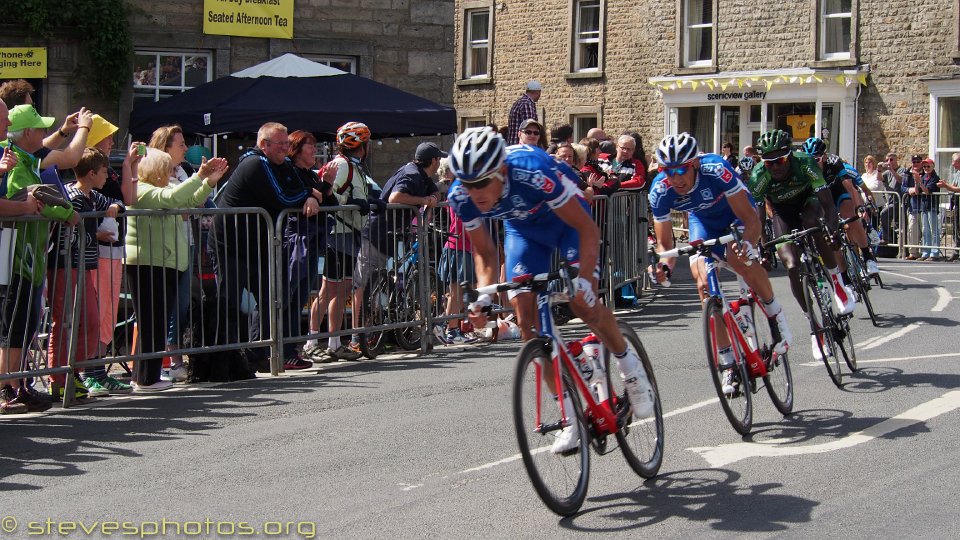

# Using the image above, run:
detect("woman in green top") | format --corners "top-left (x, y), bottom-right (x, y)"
top-left (124, 149), bottom-right (229, 391)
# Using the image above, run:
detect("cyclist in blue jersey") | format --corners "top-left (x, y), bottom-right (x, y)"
top-left (648, 133), bottom-right (792, 394)
top-left (801, 137), bottom-right (880, 276)
top-left (447, 127), bottom-right (654, 453)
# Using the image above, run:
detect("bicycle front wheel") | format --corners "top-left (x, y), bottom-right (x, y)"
top-left (835, 316), bottom-right (858, 373)
top-left (845, 247), bottom-right (879, 326)
top-left (751, 300), bottom-right (794, 415)
top-left (513, 338), bottom-right (590, 516)
top-left (606, 321), bottom-right (664, 478)
top-left (703, 296), bottom-right (753, 435)
top-left (802, 275), bottom-right (843, 388)
top-left (358, 276), bottom-right (389, 359)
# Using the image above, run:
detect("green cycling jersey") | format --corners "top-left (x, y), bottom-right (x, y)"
top-left (748, 151), bottom-right (827, 205)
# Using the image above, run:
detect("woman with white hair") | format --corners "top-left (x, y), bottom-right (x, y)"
top-left (124, 149), bottom-right (229, 391)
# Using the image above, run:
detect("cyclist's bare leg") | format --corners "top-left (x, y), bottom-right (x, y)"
top-left (776, 242), bottom-right (806, 313)
top-left (568, 294), bottom-right (627, 356)
top-left (839, 198), bottom-right (869, 248)
top-left (689, 256), bottom-right (730, 348)
top-left (807, 192), bottom-right (841, 269)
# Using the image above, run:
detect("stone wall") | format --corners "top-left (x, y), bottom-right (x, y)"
top-left (0, 0), bottom-right (456, 180)
top-left (453, 0), bottom-right (960, 166)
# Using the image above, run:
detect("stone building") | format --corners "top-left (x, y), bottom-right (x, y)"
top-left (1, 0), bottom-right (456, 179)
top-left (453, 0), bottom-right (960, 176)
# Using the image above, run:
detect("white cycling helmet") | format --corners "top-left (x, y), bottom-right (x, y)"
top-left (655, 133), bottom-right (699, 167)
top-left (449, 127), bottom-right (506, 182)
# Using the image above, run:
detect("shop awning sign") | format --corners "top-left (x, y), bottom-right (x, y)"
top-left (0, 48), bottom-right (47, 79)
top-left (203, 0), bottom-right (294, 40)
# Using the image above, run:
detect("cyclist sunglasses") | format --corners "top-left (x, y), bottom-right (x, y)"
top-left (761, 153), bottom-right (791, 165)
top-left (658, 166), bottom-right (688, 177)
top-left (462, 171), bottom-right (502, 190)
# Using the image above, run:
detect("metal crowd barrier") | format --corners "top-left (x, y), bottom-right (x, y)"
top-left (898, 191), bottom-right (959, 259)
top-left (2, 192), bottom-right (653, 409)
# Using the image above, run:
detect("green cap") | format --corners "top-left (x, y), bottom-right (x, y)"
top-left (8, 104), bottom-right (55, 132)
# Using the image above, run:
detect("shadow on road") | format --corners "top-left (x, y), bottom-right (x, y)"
top-left (561, 468), bottom-right (816, 532)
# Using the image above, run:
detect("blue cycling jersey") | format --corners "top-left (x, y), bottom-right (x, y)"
top-left (448, 144), bottom-right (583, 231)
top-left (447, 144), bottom-right (592, 282)
top-left (648, 153), bottom-right (748, 225)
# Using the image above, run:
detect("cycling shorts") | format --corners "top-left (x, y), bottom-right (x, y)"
top-left (688, 206), bottom-right (742, 260)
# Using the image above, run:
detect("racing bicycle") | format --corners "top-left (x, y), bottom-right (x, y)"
top-left (764, 223), bottom-right (857, 388)
top-left (465, 267), bottom-right (664, 516)
top-left (651, 232), bottom-right (793, 436)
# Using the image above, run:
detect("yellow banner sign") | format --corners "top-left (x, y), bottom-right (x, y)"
top-left (0, 48), bottom-right (47, 78)
top-left (204, 0), bottom-right (294, 40)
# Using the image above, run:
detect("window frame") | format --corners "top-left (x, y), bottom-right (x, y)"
top-left (133, 50), bottom-right (213, 102)
top-left (819, 0), bottom-right (853, 60)
top-left (928, 83), bottom-right (960, 175)
top-left (570, 0), bottom-right (604, 75)
top-left (307, 55), bottom-right (358, 74)
top-left (811, 0), bottom-right (858, 65)
top-left (569, 107), bottom-right (603, 141)
top-left (459, 1), bottom-right (495, 84)
top-left (677, 0), bottom-right (717, 70)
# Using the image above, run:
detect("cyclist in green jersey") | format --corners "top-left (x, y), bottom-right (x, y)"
top-left (748, 130), bottom-right (856, 360)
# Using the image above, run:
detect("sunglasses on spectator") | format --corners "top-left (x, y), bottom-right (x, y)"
top-left (522, 130), bottom-right (540, 136)
top-left (462, 170), bottom-right (502, 190)
top-left (658, 166), bottom-right (688, 177)
top-left (265, 139), bottom-right (291, 148)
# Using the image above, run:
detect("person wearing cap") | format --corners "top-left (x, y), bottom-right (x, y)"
top-left (87, 115), bottom-right (145, 382)
top-left (1, 104), bottom-right (86, 413)
top-left (349, 141), bottom-right (443, 352)
top-left (918, 157), bottom-right (942, 260)
top-left (517, 118), bottom-right (547, 150)
top-left (506, 80), bottom-right (542, 146)
top-left (901, 154), bottom-right (926, 260)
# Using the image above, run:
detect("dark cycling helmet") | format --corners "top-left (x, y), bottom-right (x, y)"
top-left (738, 155), bottom-right (756, 172)
top-left (756, 129), bottom-right (792, 157)
top-left (449, 126), bottom-right (506, 182)
top-left (655, 132), bottom-right (699, 167)
top-left (801, 137), bottom-right (827, 157)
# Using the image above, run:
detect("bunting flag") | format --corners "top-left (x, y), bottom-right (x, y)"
top-left (649, 72), bottom-right (868, 91)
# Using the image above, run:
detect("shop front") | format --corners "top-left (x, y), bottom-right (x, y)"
top-left (649, 68), bottom-right (868, 162)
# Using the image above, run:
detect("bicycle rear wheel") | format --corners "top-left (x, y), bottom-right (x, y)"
top-left (513, 338), bottom-right (590, 516)
top-left (703, 296), bottom-right (753, 435)
top-left (394, 269), bottom-right (441, 350)
top-left (844, 246), bottom-right (878, 326)
top-left (606, 321), bottom-right (664, 478)
top-left (751, 300), bottom-right (794, 415)
top-left (802, 274), bottom-right (843, 388)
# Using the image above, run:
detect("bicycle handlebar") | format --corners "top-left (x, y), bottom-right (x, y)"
top-left (462, 266), bottom-right (580, 298)
top-left (762, 224), bottom-right (824, 249)
top-left (654, 232), bottom-right (738, 260)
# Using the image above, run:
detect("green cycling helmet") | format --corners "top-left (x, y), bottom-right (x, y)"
top-left (756, 129), bottom-right (793, 157)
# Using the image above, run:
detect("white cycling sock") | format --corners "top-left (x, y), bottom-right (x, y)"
top-left (761, 296), bottom-right (783, 317)
top-left (328, 337), bottom-right (339, 350)
top-left (613, 348), bottom-right (640, 376)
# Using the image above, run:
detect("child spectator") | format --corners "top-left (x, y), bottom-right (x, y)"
top-left (48, 148), bottom-right (126, 399)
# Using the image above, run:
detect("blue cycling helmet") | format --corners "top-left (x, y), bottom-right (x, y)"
top-left (655, 133), bottom-right (699, 167)
top-left (801, 137), bottom-right (827, 157)
top-left (738, 155), bottom-right (756, 172)
top-left (449, 127), bottom-right (506, 182)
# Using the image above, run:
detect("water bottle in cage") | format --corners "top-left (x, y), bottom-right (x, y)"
top-left (728, 300), bottom-right (752, 337)
top-left (581, 334), bottom-right (608, 402)
top-left (569, 340), bottom-right (594, 383)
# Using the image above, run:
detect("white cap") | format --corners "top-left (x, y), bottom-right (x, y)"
top-left (526, 80), bottom-right (542, 91)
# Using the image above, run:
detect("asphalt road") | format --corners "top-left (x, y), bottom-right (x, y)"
top-left (2, 257), bottom-right (959, 539)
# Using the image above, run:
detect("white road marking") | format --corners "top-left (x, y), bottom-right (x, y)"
top-left (908, 272), bottom-right (960, 275)
top-left (878, 270), bottom-right (927, 282)
top-left (932, 287), bottom-right (954, 312)
top-left (855, 335), bottom-right (885, 349)
top-left (687, 391), bottom-right (960, 468)
top-left (797, 350), bottom-right (960, 367)
top-left (860, 322), bottom-right (922, 350)
top-left (456, 397), bottom-right (718, 476)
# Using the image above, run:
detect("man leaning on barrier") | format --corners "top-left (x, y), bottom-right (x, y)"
top-left (211, 122), bottom-right (325, 374)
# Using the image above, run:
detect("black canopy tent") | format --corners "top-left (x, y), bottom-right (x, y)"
top-left (128, 54), bottom-right (457, 140)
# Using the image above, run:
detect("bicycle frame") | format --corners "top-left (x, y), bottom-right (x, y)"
top-left (534, 289), bottom-right (621, 439)
top-left (702, 256), bottom-right (768, 380)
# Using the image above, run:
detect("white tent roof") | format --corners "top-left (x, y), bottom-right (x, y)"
top-left (231, 53), bottom-right (347, 78)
